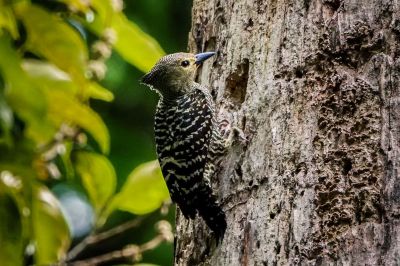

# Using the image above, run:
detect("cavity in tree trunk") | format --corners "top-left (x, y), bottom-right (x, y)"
top-left (175, 0), bottom-right (400, 265)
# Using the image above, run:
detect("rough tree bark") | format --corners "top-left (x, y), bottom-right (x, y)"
top-left (175, 0), bottom-right (400, 265)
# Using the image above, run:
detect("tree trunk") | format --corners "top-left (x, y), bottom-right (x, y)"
top-left (175, 0), bottom-right (400, 265)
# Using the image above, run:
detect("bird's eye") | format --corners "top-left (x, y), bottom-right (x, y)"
top-left (181, 60), bottom-right (190, 67)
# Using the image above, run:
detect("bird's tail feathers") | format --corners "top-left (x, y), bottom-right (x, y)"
top-left (197, 194), bottom-right (227, 244)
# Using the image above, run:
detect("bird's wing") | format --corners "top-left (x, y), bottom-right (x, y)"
top-left (156, 89), bottom-right (213, 218)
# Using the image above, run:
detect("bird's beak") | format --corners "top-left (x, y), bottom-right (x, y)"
top-left (195, 52), bottom-right (216, 65)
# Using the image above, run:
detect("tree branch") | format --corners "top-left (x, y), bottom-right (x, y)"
top-left (66, 217), bottom-right (144, 261)
top-left (66, 221), bottom-right (173, 266)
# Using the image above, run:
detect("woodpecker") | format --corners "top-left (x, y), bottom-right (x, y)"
top-left (141, 52), bottom-right (227, 242)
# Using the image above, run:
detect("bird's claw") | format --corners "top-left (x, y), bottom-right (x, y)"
top-left (219, 119), bottom-right (247, 147)
top-left (219, 119), bottom-right (231, 137)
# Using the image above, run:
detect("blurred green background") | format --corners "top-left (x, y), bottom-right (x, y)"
top-left (100, 0), bottom-right (192, 190)
top-left (95, 1), bottom-right (192, 265)
top-left (0, 0), bottom-right (192, 265)
top-left (80, 0), bottom-right (193, 264)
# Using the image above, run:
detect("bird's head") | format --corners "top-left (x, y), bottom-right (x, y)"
top-left (141, 52), bottom-right (215, 97)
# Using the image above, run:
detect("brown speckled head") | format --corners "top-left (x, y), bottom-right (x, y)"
top-left (142, 52), bottom-right (215, 98)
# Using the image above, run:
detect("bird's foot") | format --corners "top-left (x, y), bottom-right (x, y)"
top-left (219, 119), bottom-right (231, 137)
top-left (219, 119), bottom-right (247, 148)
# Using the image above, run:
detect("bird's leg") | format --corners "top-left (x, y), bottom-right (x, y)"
top-left (218, 119), bottom-right (247, 148)
top-left (225, 126), bottom-right (247, 148)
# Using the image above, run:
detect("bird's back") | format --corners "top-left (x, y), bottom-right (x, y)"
top-left (154, 85), bottom-right (226, 241)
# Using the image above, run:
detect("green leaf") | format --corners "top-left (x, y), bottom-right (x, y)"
top-left (45, 89), bottom-right (110, 153)
top-left (75, 151), bottom-right (116, 214)
top-left (32, 185), bottom-right (70, 264)
top-left (22, 59), bottom-right (77, 95)
top-left (57, 0), bottom-right (91, 13)
top-left (0, 5), bottom-right (19, 39)
top-left (0, 192), bottom-right (23, 266)
top-left (0, 96), bottom-right (13, 146)
top-left (15, 3), bottom-right (88, 86)
top-left (107, 161), bottom-right (170, 217)
top-left (0, 169), bottom-right (32, 243)
top-left (111, 13), bottom-right (165, 73)
top-left (22, 59), bottom-right (114, 102)
top-left (0, 97), bottom-right (13, 131)
top-left (60, 141), bottom-right (75, 180)
top-left (82, 7), bottom-right (165, 73)
top-left (86, 82), bottom-right (114, 102)
top-left (89, 0), bottom-right (113, 25)
top-left (20, 60), bottom-right (112, 152)
top-left (0, 36), bottom-right (55, 144)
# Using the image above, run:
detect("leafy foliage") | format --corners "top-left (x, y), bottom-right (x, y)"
top-left (106, 161), bottom-right (169, 219)
top-left (0, 1), bottom-right (171, 265)
top-left (32, 185), bottom-right (71, 264)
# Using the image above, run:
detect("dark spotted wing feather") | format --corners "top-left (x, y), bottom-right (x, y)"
top-left (154, 87), bottom-right (226, 241)
top-left (155, 89), bottom-right (212, 215)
